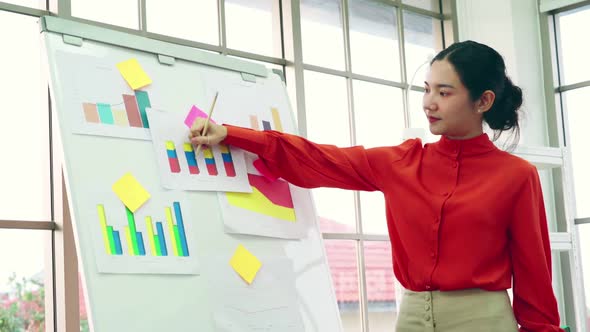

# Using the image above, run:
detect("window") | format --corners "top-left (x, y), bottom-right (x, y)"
top-left (404, 0), bottom-right (440, 12)
top-left (353, 80), bottom-right (404, 235)
top-left (0, 10), bottom-right (51, 331)
top-left (324, 240), bottom-right (361, 332)
top-left (301, 0), bottom-right (346, 70)
top-left (348, 0), bottom-right (400, 81)
top-left (72, 0), bottom-right (139, 29)
top-left (226, 0), bottom-right (282, 57)
top-left (2, 0), bottom-right (44, 9)
top-left (0, 11), bottom-right (50, 222)
top-left (301, 0), bottom-right (450, 328)
top-left (549, 4), bottom-right (590, 329)
top-left (1, 1), bottom-right (455, 330)
top-left (146, 0), bottom-right (219, 45)
top-left (364, 241), bottom-right (396, 332)
top-left (0, 230), bottom-right (49, 332)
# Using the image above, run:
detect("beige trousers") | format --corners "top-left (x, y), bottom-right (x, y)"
top-left (395, 288), bottom-right (518, 332)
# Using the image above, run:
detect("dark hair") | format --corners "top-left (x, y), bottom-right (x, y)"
top-left (431, 40), bottom-right (522, 143)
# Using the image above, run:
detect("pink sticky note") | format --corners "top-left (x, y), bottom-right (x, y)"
top-left (253, 158), bottom-right (278, 181)
top-left (184, 105), bottom-right (217, 128)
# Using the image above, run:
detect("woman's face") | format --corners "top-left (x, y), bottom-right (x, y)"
top-left (423, 59), bottom-right (484, 140)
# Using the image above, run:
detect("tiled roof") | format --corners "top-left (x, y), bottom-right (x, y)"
top-left (320, 218), bottom-right (396, 303)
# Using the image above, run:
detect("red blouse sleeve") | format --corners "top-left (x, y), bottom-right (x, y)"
top-left (222, 125), bottom-right (415, 192)
top-left (509, 166), bottom-right (563, 332)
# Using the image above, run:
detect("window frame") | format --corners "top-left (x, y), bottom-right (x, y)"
top-left (0, 1), bottom-right (472, 331)
top-left (539, 2), bottom-right (590, 330)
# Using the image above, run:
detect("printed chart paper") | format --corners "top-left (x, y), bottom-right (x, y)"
top-left (147, 108), bottom-right (250, 192)
top-left (79, 180), bottom-right (200, 274)
top-left (56, 52), bottom-right (155, 140)
top-left (219, 156), bottom-right (313, 239)
top-left (198, 83), bottom-right (315, 238)
top-left (203, 256), bottom-right (304, 332)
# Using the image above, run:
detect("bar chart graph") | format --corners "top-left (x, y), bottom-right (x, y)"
top-left (147, 108), bottom-right (250, 192)
top-left (163, 142), bottom-right (236, 178)
top-left (217, 103), bottom-right (312, 239)
top-left (243, 107), bottom-right (289, 219)
top-left (249, 107), bottom-right (283, 132)
top-left (97, 201), bottom-right (190, 257)
top-left (82, 90), bottom-right (152, 129)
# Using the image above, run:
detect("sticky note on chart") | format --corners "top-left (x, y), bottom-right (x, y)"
top-left (184, 105), bottom-right (217, 128)
top-left (230, 244), bottom-right (262, 284)
top-left (112, 173), bottom-right (151, 212)
top-left (116, 58), bottom-right (152, 90)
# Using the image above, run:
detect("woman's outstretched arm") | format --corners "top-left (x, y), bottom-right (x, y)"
top-left (190, 120), bottom-right (416, 192)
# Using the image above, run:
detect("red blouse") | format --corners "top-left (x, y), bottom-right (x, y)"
top-left (223, 125), bottom-right (562, 331)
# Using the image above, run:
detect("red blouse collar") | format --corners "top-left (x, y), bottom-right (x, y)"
top-left (433, 133), bottom-right (497, 156)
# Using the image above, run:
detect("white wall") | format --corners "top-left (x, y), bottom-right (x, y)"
top-left (455, 0), bottom-right (549, 147)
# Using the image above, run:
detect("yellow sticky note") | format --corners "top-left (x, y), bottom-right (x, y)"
top-left (230, 245), bottom-right (262, 284)
top-left (116, 58), bottom-right (152, 90)
top-left (112, 173), bottom-right (151, 212)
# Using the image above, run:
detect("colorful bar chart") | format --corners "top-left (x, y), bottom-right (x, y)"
top-left (166, 141), bottom-right (181, 173)
top-left (82, 90), bottom-right (151, 128)
top-left (97, 202), bottom-right (189, 257)
top-left (162, 140), bottom-right (239, 177)
top-left (249, 107), bottom-right (284, 133)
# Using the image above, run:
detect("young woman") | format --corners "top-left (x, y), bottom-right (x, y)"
top-left (190, 40), bottom-right (563, 331)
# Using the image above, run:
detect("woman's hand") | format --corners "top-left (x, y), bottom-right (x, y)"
top-left (189, 118), bottom-right (228, 147)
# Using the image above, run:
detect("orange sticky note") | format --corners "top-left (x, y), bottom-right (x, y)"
top-left (116, 58), bottom-right (152, 90)
top-left (230, 244), bottom-right (262, 284)
top-left (112, 173), bottom-right (151, 212)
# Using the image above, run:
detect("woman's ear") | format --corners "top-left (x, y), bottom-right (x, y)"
top-left (477, 90), bottom-right (496, 113)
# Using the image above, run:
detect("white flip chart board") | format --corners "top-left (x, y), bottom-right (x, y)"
top-left (41, 16), bottom-right (342, 332)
